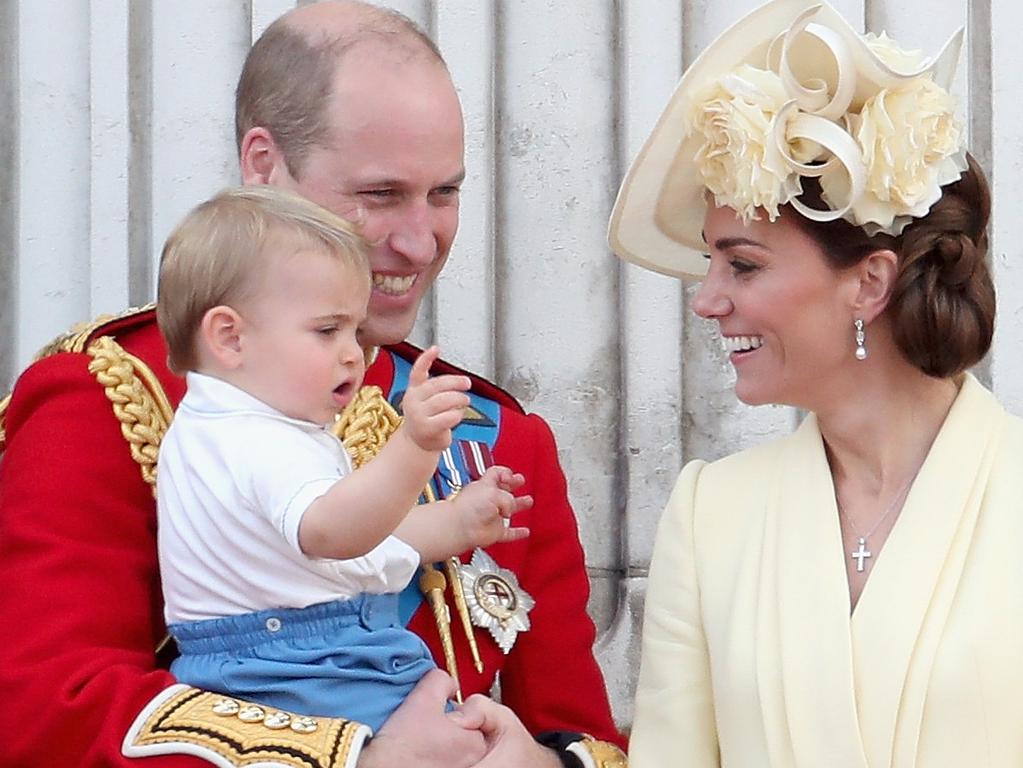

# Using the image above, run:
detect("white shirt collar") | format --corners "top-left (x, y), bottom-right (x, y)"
top-left (182, 371), bottom-right (330, 432)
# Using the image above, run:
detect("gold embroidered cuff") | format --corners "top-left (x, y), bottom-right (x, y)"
top-left (122, 684), bottom-right (371, 768)
top-left (566, 736), bottom-right (628, 768)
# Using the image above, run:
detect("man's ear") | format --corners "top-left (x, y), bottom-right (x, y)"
top-left (199, 306), bottom-right (245, 370)
top-left (851, 249), bottom-right (899, 323)
top-left (239, 126), bottom-right (292, 186)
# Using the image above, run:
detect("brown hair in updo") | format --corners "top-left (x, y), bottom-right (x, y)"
top-left (787, 153), bottom-right (995, 379)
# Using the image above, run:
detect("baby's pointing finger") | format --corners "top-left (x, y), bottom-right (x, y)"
top-left (409, 345), bottom-right (441, 387)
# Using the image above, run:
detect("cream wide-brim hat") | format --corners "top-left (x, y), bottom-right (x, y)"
top-left (607, 0), bottom-right (964, 279)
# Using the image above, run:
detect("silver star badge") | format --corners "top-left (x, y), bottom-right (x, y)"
top-left (458, 548), bottom-right (535, 654)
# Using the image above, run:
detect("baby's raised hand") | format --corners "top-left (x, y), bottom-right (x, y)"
top-left (401, 346), bottom-right (472, 452)
top-left (451, 466), bottom-right (531, 548)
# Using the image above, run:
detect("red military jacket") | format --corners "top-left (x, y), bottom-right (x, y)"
top-left (0, 308), bottom-right (624, 766)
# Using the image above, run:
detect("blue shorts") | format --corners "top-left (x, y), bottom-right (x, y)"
top-left (168, 593), bottom-right (436, 731)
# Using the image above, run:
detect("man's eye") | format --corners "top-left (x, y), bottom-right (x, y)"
top-left (433, 186), bottom-right (460, 197)
top-left (317, 327), bottom-right (339, 336)
top-left (361, 189), bottom-right (394, 199)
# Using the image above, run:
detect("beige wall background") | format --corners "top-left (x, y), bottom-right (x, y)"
top-left (2, 0), bottom-right (1020, 728)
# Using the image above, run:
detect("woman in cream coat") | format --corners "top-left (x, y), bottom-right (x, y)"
top-left (609, 1), bottom-right (1021, 766)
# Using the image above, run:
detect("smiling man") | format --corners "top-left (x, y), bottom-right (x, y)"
top-left (238, 8), bottom-right (465, 349)
top-left (0, 2), bottom-right (624, 767)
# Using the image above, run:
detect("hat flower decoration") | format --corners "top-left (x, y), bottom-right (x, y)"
top-left (608, 0), bottom-right (968, 278)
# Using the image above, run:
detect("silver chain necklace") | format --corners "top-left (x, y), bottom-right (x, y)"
top-left (836, 475), bottom-right (916, 573)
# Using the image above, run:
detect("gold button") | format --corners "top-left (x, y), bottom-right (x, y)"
top-left (291, 717), bottom-right (319, 734)
top-left (264, 711), bottom-right (291, 730)
top-left (212, 698), bottom-right (240, 716)
top-left (238, 705), bottom-right (266, 723)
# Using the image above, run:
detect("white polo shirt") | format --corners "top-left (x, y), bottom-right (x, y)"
top-left (157, 372), bottom-right (420, 624)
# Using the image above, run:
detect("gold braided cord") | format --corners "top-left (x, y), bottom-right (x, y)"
top-left (0, 304), bottom-right (158, 457)
top-left (86, 336), bottom-right (174, 496)
top-left (332, 385), bottom-right (403, 468)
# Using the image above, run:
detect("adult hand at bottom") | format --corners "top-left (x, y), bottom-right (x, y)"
top-left (359, 669), bottom-right (487, 768)
top-left (456, 694), bottom-right (564, 768)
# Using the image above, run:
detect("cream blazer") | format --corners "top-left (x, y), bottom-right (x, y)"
top-left (631, 374), bottom-right (1023, 767)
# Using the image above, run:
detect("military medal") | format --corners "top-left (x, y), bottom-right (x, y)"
top-left (458, 548), bottom-right (534, 653)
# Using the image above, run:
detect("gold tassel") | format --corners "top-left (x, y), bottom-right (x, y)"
top-left (445, 557), bottom-right (483, 673)
top-left (419, 564), bottom-right (461, 702)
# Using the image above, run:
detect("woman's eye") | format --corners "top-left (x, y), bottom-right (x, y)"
top-left (317, 327), bottom-right (339, 336)
top-left (730, 260), bottom-right (757, 274)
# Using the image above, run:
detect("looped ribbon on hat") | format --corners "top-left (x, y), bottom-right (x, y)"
top-left (764, 5), bottom-right (949, 226)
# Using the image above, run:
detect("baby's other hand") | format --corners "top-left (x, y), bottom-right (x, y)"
top-left (451, 466), bottom-right (531, 548)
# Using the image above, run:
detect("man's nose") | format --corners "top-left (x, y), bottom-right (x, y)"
top-left (387, 204), bottom-right (436, 266)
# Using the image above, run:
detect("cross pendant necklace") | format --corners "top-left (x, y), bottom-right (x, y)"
top-left (837, 474), bottom-right (917, 574)
top-left (850, 538), bottom-right (871, 572)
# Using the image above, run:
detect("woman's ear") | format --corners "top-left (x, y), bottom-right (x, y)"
top-left (199, 305), bottom-right (245, 370)
top-left (851, 249), bottom-right (899, 323)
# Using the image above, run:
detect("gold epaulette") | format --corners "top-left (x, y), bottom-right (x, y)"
top-left (0, 304), bottom-right (158, 456)
top-left (122, 685), bottom-right (369, 768)
top-left (34, 302), bottom-right (157, 359)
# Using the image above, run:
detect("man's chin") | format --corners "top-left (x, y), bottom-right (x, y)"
top-left (364, 290), bottom-right (425, 346)
top-left (360, 317), bottom-right (418, 349)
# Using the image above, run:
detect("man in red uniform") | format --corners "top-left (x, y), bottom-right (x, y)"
top-left (0, 2), bottom-right (625, 767)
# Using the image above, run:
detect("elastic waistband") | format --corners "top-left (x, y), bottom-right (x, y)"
top-left (169, 593), bottom-right (401, 655)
